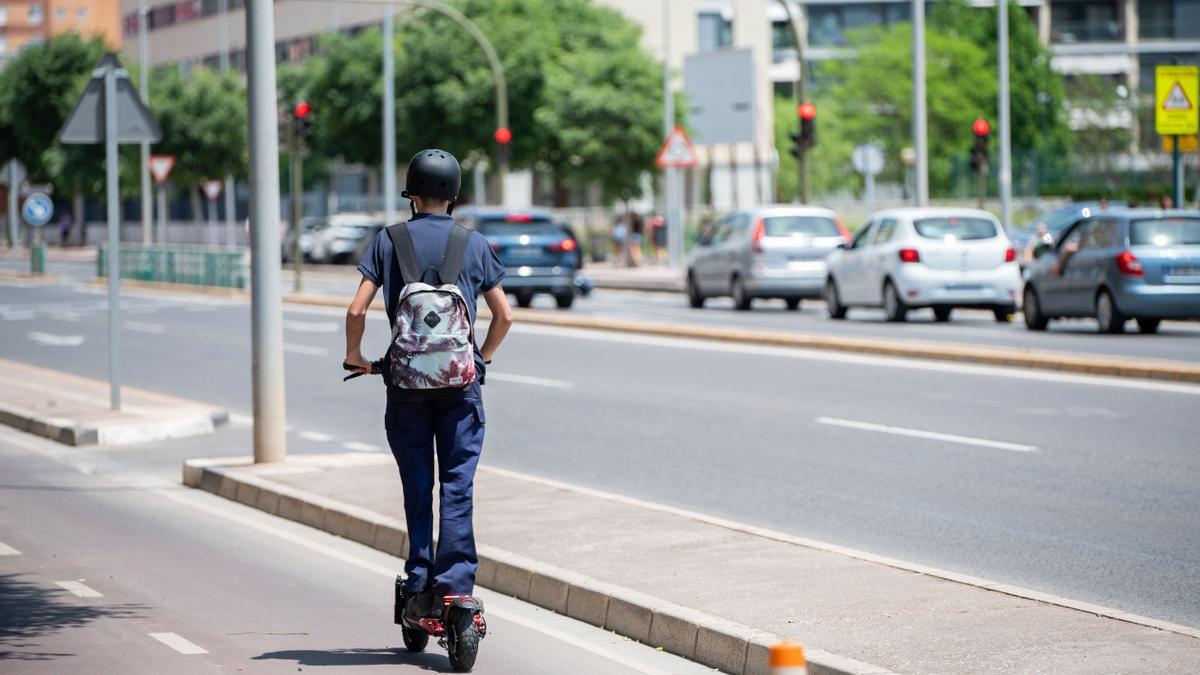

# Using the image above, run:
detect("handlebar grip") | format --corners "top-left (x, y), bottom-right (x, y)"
top-left (342, 359), bottom-right (384, 381)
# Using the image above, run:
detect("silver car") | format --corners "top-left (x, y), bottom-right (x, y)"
top-left (687, 206), bottom-right (848, 310)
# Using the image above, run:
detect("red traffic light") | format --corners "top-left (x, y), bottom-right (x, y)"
top-left (972, 118), bottom-right (990, 137)
top-left (294, 101), bottom-right (311, 119)
top-left (494, 127), bottom-right (512, 144)
top-left (797, 103), bottom-right (816, 121)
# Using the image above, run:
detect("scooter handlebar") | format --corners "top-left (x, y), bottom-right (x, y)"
top-left (342, 359), bottom-right (384, 381)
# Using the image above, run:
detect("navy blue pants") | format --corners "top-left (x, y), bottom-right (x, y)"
top-left (385, 385), bottom-right (485, 597)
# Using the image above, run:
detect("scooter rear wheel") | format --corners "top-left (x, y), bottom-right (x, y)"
top-left (401, 626), bottom-right (429, 652)
top-left (446, 607), bottom-right (481, 672)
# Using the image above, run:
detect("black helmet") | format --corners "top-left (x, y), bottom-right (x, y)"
top-left (403, 149), bottom-right (460, 202)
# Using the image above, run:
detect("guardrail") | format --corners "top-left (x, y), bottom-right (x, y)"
top-left (98, 244), bottom-right (248, 289)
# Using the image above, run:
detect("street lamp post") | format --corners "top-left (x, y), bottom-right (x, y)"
top-left (912, 0), bottom-right (929, 206)
top-left (998, 0), bottom-right (1013, 230)
top-left (383, 2), bottom-right (396, 227)
top-left (138, 1), bottom-right (152, 243)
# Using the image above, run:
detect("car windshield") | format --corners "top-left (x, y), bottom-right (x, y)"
top-left (479, 219), bottom-right (561, 237)
top-left (914, 217), bottom-right (998, 240)
top-left (1130, 218), bottom-right (1200, 246)
top-left (762, 216), bottom-right (840, 237)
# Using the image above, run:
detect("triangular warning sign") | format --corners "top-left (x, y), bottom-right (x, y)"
top-left (656, 126), bottom-right (698, 169)
top-left (1163, 82), bottom-right (1193, 111)
top-left (148, 155), bottom-right (175, 183)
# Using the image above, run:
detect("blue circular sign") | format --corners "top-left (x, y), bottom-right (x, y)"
top-left (22, 192), bottom-right (54, 227)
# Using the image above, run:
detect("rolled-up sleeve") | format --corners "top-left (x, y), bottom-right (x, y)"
top-left (356, 231), bottom-right (385, 286)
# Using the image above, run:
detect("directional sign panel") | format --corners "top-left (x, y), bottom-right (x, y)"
top-left (1155, 65), bottom-right (1199, 136)
top-left (21, 193), bottom-right (54, 227)
top-left (656, 126), bottom-right (698, 169)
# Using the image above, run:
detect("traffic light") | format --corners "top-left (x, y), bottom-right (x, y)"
top-left (798, 102), bottom-right (816, 150)
top-left (970, 117), bottom-right (989, 172)
top-left (494, 126), bottom-right (511, 165)
top-left (293, 101), bottom-right (313, 149)
top-left (789, 131), bottom-right (803, 159)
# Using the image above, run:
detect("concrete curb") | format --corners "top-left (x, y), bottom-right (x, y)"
top-left (0, 269), bottom-right (64, 283)
top-left (183, 457), bottom-right (892, 675)
top-left (102, 277), bottom-right (1200, 385)
top-left (0, 403), bottom-right (227, 446)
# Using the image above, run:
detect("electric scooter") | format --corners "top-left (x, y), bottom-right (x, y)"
top-left (343, 360), bottom-right (488, 672)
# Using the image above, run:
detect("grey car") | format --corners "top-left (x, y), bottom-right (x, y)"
top-left (686, 206), bottom-right (848, 310)
top-left (1022, 209), bottom-right (1200, 333)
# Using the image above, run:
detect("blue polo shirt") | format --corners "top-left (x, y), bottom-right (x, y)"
top-left (357, 213), bottom-right (506, 388)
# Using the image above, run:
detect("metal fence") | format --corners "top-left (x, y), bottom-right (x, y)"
top-left (97, 244), bottom-right (248, 289)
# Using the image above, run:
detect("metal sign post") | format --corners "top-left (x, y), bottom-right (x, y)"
top-left (22, 192), bottom-right (53, 274)
top-left (202, 179), bottom-right (223, 246)
top-left (58, 53), bottom-right (162, 411)
top-left (149, 155), bottom-right (174, 244)
top-left (656, 126), bottom-right (698, 270)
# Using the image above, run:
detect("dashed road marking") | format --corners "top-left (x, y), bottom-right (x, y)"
top-left (299, 431), bottom-right (334, 442)
top-left (815, 416), bottom-right (1037, 453)
top-left (284, 319), bottom-right (338, 333)
top-left (56, 580), bottom-right (103, 598)
top-left (0, 542), bottom-right (21, 556)
top-left (342, 441), bottom-right (382, 453)
top-left (283, 342), bottom-right (330, 357)
top-left (488, 372), bottom-right (574, 389)
top-left (125, 321), bottom-right (167, 334)
top-left (27, 331), bottom-right (85, 347)
top-left (0, 308), bottom-right (35, 320)
top-left (149, 632), bottom-right (209, 655)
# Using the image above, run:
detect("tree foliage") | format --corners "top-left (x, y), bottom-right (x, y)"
top-left (148, 66), bottom-right (247, 190)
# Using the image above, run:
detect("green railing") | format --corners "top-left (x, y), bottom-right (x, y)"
top-left (98, 245), bottom-right (248, 289)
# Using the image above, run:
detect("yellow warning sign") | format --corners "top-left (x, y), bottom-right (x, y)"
top-left (1162, 135), bottom-right (1199, 153)
top-left (1155, 65), bottom-right (1199, 136)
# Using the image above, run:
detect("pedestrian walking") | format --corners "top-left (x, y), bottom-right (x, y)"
top-left (343, 149), bottom-right (513, 669)
top-left (57, 212), bottom-right (73, 247)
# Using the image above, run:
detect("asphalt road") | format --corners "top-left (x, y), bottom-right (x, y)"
top-left (2, 279), bottom-right (1198, 630)
top-left (0, 426), bottom-right (713, 674)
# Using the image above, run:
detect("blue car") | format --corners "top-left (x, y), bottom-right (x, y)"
top-left (1022, 209), bottom-right (1200, 333)
top-left (454, 209), bottom-right (579, 308)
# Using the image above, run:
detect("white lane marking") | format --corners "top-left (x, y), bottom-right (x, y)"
top-left (508, 322), bottom-right (1200, 396)
top-left (0, 309), bottom-right (35, 320)
top-left (487, 372), bottom-right (574, 389)
top-left (284, 319), bottom-right (338, 333)
top-left (0, 542), bottom-right (21, 556)
top-left (283, 342), bottom-right (330, 357)
top-left (815, 416), bottom-right (1037, 452)
top-left (185, 305), bottom-right (221, 312)
top-left (342, 441), bottom-right (382, 452)
top-left (299, 431), bottom-right (334, 442)
top-left (125, 321), bottom-right (167, 334)
top-left (28, 331), bottom-right (85, 347)
top-left (56, 580), bottom-right (103, 598)
top-left (149, 632), bottom-right (209, 655)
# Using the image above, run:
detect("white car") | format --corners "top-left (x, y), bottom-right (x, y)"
top-left (823, 208), bottom-right (1021, 322)
top-left (309, 213), bottom-right (382, 264)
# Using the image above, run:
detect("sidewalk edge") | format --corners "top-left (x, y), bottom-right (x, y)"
top-left (182, 457), bottom-right (893, 675)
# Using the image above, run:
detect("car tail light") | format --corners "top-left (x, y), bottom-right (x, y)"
top-left (752, 219), bottom-right (765, 254)
top-left (834, 215), bottom-right (850, 243)
top-left (898, 248), bottom-right (921, 263)
top-left (549, 239), bottom-right (576, 253)
top-left (1004, 247), bottom-right (1016, 263)
top-left (505, 213), bottom-right (533, 222)
top-left (1116, 250), bottom-right (1144, 277)
top-left (489, 242), bottom-right (501, 252)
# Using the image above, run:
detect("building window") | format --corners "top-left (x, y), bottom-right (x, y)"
top-left (76, 6), bottom-right (87, 19)
top-left (1139, 0), bottom-right (1200, 40)
top-left (55, 6), bottom-right (66, 20)
top-left (697, 11), bottom-right (732, 51)
top-left (807, 3), bottom-right (910, 47)
top-left (1050, 1), bottom-right (1124, 43)
top-left (29, 3), bottom-right (45, 25)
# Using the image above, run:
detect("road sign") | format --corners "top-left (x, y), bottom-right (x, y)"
top-left (656, 126), bottom-right (698, 169)
top-left (59, 54), bottom-right (162, 145)
top-left (1162, 135), bottom-right (1199, 153)
top-left (149, 155), bottom-right (175, 183)
top-left (1155, 65), bottom-right (1198, 136)
top-left (852, 143), bottom-right (885, 176)
top-left (202, 179), bottom-right (223, 201)
top-left (21, 192), bottom-right (53, 227)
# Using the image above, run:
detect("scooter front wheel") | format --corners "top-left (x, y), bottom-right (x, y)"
top-left (401, 625), bottom-right (429, 652)
top-left (445, 607), bottom-right (481, 672)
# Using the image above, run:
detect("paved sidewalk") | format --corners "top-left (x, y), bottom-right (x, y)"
top-left (583, 261), bottom-right (684, 292)
top-left (186, 453), bottom-right (1200, 675)
top-left (0, 357), bottom-right (226, 445)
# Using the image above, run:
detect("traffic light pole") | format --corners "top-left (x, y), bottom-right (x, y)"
top-left (779, 0), bottom-right (809, 203)
top-left (977, 158), bottom-right (988, 209)
top-left (138, 0), bottom-right (152, 245)
top-left (290, 117), bottom-right (303, 293)
top-left (998, 0), bottom-right (1013, 230)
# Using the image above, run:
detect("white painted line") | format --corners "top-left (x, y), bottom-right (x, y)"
top-left (342, 441), bottom-right (382, 453)
top-left (0, 309), bottom-right (35, 320)
top-left (149, 632), bottom-right (209, 655)
top-left (488, 372), bottom-right (574, 389)
top-left (284, 319), bottom-right (338, 333)
top-left (56, 580), bottom-right (103, 598)
top-left (125, 321), bottom-right (167, 334)
top-left (0, 542), bottom-right (21, 556)
top-left (28, 331), bottom-right (85, 347)
top-left (283, 342), bottom-right (330, 357)
top-left (299, 431), bottom-right (334, 442)
top-left (815, 416), bottom-right (1037, 452)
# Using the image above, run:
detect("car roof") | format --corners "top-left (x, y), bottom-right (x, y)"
top-left (1092, 208), bottom-right (1200, 220)
top-left (869, 207), bottom-right (1000, 221)
top-left (748, 204), bottom-right (839, 218)
top-left (454, 207), bottom-right (557, 221)
top-left (328, 212), bottom-right (380, 226)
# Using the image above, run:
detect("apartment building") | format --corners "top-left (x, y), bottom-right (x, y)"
top-left (1, 0), bottom-right (122, 65)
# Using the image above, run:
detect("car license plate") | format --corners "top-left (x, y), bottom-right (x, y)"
top-left (945, 283), bottom-right (984, 292)
top-left (1168, 265), bottom-right (1200, 277)
top-left (508, 247), bottom-right (541, 260)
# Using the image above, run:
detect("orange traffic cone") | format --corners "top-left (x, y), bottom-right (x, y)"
top-left (770, 640), bottom-right (806, 675)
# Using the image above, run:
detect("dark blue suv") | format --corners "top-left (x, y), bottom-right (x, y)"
top-left (454, 209), bottom-right (579, 309)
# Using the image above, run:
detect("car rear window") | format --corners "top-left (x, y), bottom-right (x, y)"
top-left (762, 216), bottom-right (840, 237)
top-left (478, 219), bottom-right (561, 237)
top-left (1130, 218), bottom-right (1200, 246)
top-left (914, 217), bottom-right (998, 240)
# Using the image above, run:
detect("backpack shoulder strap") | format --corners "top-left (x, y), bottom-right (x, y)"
top-left (437, 224), bottom-right (472, 286)
top-left (386, 223), bottom-right (423, 286)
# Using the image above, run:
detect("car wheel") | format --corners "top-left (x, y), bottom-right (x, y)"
top-left (1137, 318), bottom-right (1161, 334)
top-left (933, 307), bottom-right (952, 322)
top-left (686, 272), bottom-right (705, 309)
top-left (993, 306), bottom-right (1014, 323)
top-left (785, 298), bottom-right (802, 311)
top-left (1095, 289), bottom-right (1125, 334)
top-left (554, 292), bottom-right (575, 310)
top-left (515, 292), bottom-right (534, 309)
top-left (1023, 286), bottom-right (1048, 331)
top-left (824, 278), bottom-right (847, 320)
top-left (731, 276), bottom-right (752, 311)
top-left (883, 280), bottom-right (907, 322)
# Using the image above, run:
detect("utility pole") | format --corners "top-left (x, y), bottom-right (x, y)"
top-left (383, 2), bottom-right (396, 228)
top-left (220, 0), bottom-right (236, 247)
top-left (245, 0), bottom-right (287, 463)
top-left (662, 0), bottom-right (683, 269)
top-left (290, 116), bottom-right (303, 292)
top-left (998, 0), bottom-right (1013, 230)
top-left (103, 64), bottom-right (122, 409)
top-left (138, 0), bottom-right (152, 243)
top-left (912, 0), bottom-right (929, 206)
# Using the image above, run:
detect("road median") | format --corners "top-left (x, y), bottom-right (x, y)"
top-left (184, 453), bottom-right (1200, 674)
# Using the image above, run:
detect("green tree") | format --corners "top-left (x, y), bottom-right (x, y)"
top-left (148, 66), bottom-right (247, 192)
